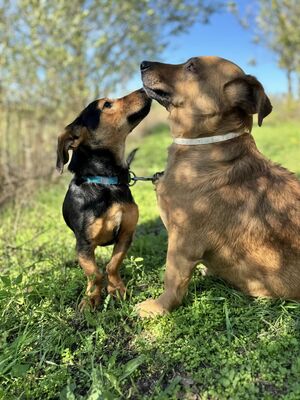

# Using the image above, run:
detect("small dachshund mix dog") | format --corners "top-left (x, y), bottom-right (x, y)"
top-left (56, 89), bottom-right (151, 310)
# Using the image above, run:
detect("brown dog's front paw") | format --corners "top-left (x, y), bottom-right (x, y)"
top-left (78, 295), bottom-right (101, 312)
top-left (136, 298), bottom-right (169, 318)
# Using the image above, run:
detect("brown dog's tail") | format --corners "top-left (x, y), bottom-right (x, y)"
top-left (126, 148), bottom-right (138, 167)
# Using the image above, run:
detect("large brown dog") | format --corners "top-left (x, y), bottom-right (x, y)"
top-left (137, 56), bottom-right (300, 317)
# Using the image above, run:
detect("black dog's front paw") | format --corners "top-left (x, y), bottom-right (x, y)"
top-left (152, 171), bottom-right (164, 183)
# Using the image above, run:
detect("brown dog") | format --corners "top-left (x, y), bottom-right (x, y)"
top-left (137, 56), bottom-right (300, 317)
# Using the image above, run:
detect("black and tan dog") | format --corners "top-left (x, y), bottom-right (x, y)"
top-left (56, 89), bottom-right (151, 310)
top-left (138, 56), bottom-right (300, 317)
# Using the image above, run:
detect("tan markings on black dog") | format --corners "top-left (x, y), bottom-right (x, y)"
top-left (86, 202), bottom-right (139, 296)
top-left (137, 56), bottom-right (300, 317)
top-left (78, 252), bottom-right (103, 310)
top-left (57, 89), bottom-right (151, 310)
top-left (88, 203), bottom-right (123, 246)
top-left (105, 203), bottom-right (139, 295)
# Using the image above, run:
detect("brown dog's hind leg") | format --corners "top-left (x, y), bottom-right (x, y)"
top-left (106, 204), bottom-right (138, 297)
top-left (137, 231), bottom-right (200, 317)
top-left (77, 244), bottom-right (104, 311)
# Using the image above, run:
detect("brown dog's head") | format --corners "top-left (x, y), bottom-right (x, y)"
top-left (56, 89), bottom-right (151, 173)
top-left (141, 56), bottom-right (272, 137)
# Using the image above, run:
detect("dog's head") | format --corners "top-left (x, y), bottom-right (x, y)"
top-left (141, 56), bottom-right (272, 136)
top-left (56, 89), bottom-right (151, 173)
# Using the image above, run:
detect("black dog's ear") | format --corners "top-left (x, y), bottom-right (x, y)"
top-left (74, 100), bottom-right (101, 131)
top-left (56, 100), bottom-right (101, 174)
top-left (224, 74), bottom-right (272, 126)
top-left (126, 148), bottom-right (138, 167)
top-left (56, 125), bottom-right (87, 174)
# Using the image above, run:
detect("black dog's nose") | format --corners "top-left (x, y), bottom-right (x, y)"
top-left (140, 60), bottom-right (152, 71)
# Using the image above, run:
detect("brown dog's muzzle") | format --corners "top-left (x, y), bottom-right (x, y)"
top-left (140, 60), bottom-right (153, 72)
top-left (140, 60), bottom-right (177, 108)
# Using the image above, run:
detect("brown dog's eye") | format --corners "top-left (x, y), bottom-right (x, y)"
top-left (103, 101), bottom-right (112, 109)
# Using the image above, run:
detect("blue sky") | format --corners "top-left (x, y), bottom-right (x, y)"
top-left (128, 0), bottom-right (287, 96)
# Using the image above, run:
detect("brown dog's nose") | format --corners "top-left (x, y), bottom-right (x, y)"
top-left (140, 61), bottom-right (152, 71)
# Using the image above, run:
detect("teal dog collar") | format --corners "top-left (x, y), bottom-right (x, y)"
top-left (82, 176), bottom-right (119, 185)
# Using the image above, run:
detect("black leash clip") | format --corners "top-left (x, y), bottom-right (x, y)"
top-left (129, 170), bottom-right (158, 186)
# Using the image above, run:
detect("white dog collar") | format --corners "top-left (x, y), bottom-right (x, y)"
top-left (173, 131), bottom-right (247, 145)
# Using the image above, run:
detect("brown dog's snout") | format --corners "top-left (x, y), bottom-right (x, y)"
top-left (140, 60), bottom-right (152, 71)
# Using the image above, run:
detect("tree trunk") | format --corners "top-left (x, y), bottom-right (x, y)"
top-left (287, 69), bottom-right (293, 100)
top-left (2, 108), bottom-right (12, 184)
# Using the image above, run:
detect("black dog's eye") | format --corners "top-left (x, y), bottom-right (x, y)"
top-left (103, 101), bottom-right (112, 109)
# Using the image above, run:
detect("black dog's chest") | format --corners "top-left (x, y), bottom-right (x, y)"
top-left (62, 181), bottom-right (133, 236)
top-left (62, 147), bottom-right (135, 247)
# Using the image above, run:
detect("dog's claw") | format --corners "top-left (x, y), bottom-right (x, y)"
top-left (136, 298), bottom-right (168, 318)
top-left (107, 281), bottom-right (126, 298)
top-left (78, 296), bottom-right (101, 312)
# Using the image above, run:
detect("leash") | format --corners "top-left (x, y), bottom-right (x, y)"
top-left (128, 171), bottom-right (158, 186)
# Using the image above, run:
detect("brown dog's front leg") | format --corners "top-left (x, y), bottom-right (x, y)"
top-left (77, 249), bottom-right (104, 311)
top-left (137, 231), bottom-right (199, 317)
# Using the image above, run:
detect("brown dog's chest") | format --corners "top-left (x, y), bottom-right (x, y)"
top-left (156, 153), bottom-right (300, 263)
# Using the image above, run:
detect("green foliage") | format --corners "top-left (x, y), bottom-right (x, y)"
top-left (0, 0), bottom-right (222, 197)
top-left (0, 122), bottom-right (300, 398)
top-left (232, 0), bottom-right (300, 97)
top-left (255, 0), bottom-right (300, 97)
top-left (0, 0), bottom-right (221, 115)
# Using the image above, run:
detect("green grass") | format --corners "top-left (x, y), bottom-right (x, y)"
top-left (0, 120), bottom-right (300, 399)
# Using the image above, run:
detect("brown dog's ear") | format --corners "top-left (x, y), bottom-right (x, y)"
top-left (56, 126), bottom-right (85, 174)
top-left (224, 75), bottom-right (272, 126)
